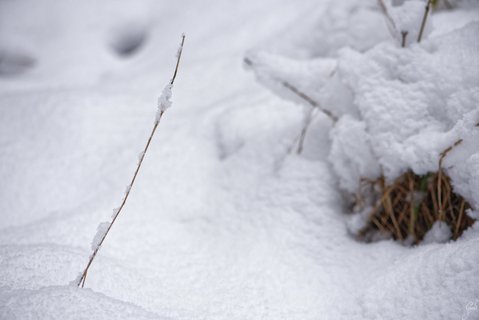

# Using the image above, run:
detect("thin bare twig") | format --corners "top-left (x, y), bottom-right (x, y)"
top-left (417, 0), bottom-right (433, 42)
top-left (76, 34), bottom-right (186, 288)
top-left (378, 0), bottom-right (398, 34)
top-left (455, 199), bottom-right (466, 238)
top-left (437, 139), bottom-right (462, 221)
top-left (407, 173), bottom-right (416, 240)
top-left (281, 81), bottom-right (338, 122)
top-left (401, 31), bottom-right (408, 48)
top-left (244, 57), bottom-right (338, 123)
top-left (296, 108), bottom-right (319, 154)
top-left (244, 56), bottom-right (337, 154)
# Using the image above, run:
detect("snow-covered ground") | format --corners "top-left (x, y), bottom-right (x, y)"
top-left (0, 0), bottom-right (478, 319)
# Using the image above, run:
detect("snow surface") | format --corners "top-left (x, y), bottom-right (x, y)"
top-left (387, 0), bottom-right (432, 45)
top-left (422, 221), bottom-right (452, 244)
top-left (0, 0), bottom-right (478, 319)
top-left (91, 222), bottom-right (110, 251)
top-left (158, 84), bottom-right (173, 115)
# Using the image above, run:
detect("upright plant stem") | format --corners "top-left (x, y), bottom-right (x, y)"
top-left (401, 31), bottom-right (408, 48)
top-left (437, 139), bottom-right (462, 221)
top-left (297, 108), bottom-right (318, 154)
top-left (378, 0), bottom-right (398, 35)
top-left (417, 0), bottom-right (433, 43)
top-left (77, 34), bottom-right (186, 288)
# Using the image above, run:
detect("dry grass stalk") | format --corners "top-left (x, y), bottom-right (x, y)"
top-left (377, 0), bottom-right (399, 36)
top-left (378, 0), bottom-right (409, 48)
top-left (279, 80), bottom-right (337, 123)
top-left (358, 171), bottom-right (474, 243)
top-left (401, 31), bottom-right (408, 48)
top-left (244, 57), bottom-right (337, 122)
top-left (295, 107), bottom-right (318, 154)
top-left (437, 139), bottom-right (462, 221)
top-left (417, 0), bottom-right (433, 42)
top-left (357, 140), bottom-right (474, 244)
top-left (243, 57), bottom-right (337, 154)
top-left (76, 34), bottom-right (186, 288)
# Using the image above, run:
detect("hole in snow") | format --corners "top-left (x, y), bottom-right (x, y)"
top-left (0, 49), bottom-right (35, 76)
top-left (110, 23), bottom-right (148, 58)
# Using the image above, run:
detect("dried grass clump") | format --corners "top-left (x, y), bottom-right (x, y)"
top-left (356, 170), bottom-right (474, 244)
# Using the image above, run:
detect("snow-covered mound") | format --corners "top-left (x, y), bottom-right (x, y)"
top-left (246, 0), bottom-right (479, 230)
top-left (0, 285), bottom-right (164, 320)
top-left (335, 22), bottom-right (479, 188)
top-left (0, 0), bottom-right (478, 319)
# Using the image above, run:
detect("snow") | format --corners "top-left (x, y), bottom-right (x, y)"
top-left (0, 0), bottom-right (478, 319)
top-left (112, 208), bottom-right (120, 219)
top-left (157, 84), bottom-right (173, 116)
top-left (91, 222), bottom-right (110, 251)
top-left (329, 115), bottom-right (381, 193)
top-left (388, 0), bottom-right (432, 46)
top-left (422, 221), bottom-right (452, 244)
top-left (335, 21), bottom-right (479, 188)
top-left (0, 286), bottom-right (164, 320)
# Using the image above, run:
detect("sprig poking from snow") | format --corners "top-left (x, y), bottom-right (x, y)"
top-left (244, 56), bottom-right (337, 122)
top-left (378, 0), bottom-right (399, 38)
top-left (378, 0), bottom-right (433, 47)
top-left (75, 34), bottom-right (186, 288)
top-left (156, 33), bottom-right (185, 123)
top-left (244, 55), bottom-right (337, 154)
top-left (417, 0), bottom-right (433, 42)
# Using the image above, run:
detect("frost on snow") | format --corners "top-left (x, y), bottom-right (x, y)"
top-left (422, 221), bottom-right (452, 244)
top-left (91, 222), bottom-right (110, 250)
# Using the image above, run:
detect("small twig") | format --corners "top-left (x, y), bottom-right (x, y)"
top-left (384, 188), bottom-right (403, 240)
top-left (281, 81), bottom-right (338, 122)
top-left (437, 139), bottom-right (462, 221)
top-left (401, 31), bottom-right (408, 48)
top-left (407, 173), bottom-right (416, 240)
top-left (417, 0), bottom-right (433, 43)
top-left (296, 108), bottom-right (319, 154)
top-left (244, 56), bottom-right (337, 155)
top-left (244, 57), bottom-right (338, 123)
top-left (454, 199), bottom-right (466, 238)
top-left (76, 34), bottom-right (186, 288)
top-left (378, 0), bottom-right (399, 36)
top-left (170, 35), bottom-right (186, 86)
top-left (438, 138), bottom-right (463, 173)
